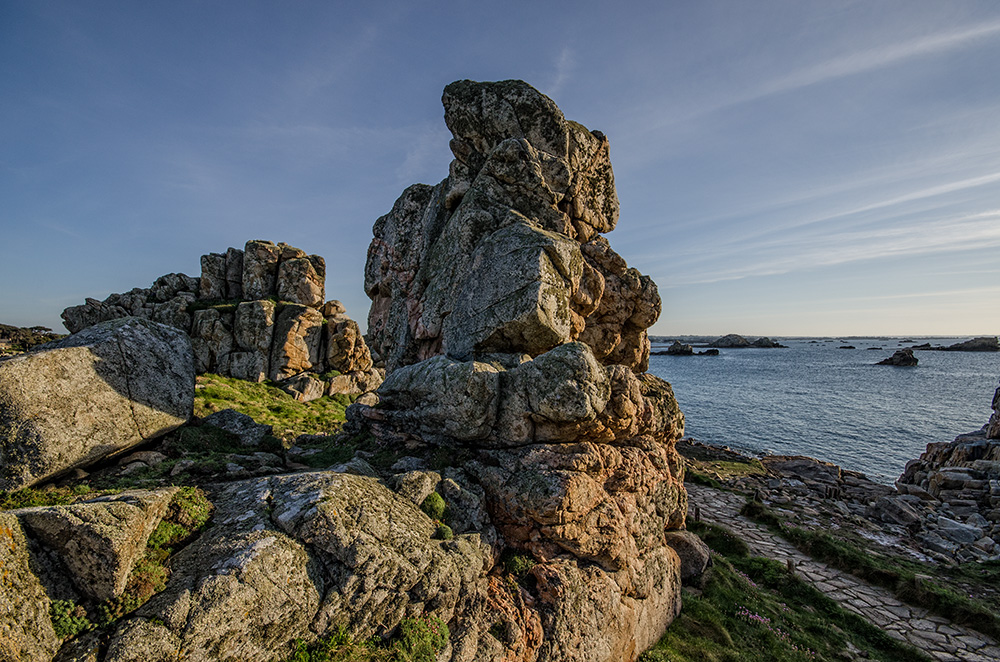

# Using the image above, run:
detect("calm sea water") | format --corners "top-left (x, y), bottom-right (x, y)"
top-left (648, 338), bottom-right (1000, 484)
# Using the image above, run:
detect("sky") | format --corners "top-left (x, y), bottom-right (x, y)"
top-left (2, 1), bottom-right (1000, 337)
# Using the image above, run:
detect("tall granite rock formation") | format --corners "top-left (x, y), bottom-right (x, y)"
top-left (359, 79), bottom-right (687, 662)
top-left (61, 240), bottom-right (381, 399)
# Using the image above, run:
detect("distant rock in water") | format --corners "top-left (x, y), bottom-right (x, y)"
top-left (878, 348), bottom-right (918, 366)
top-left (710, 334), bottom-right (750, 348)
top-left (666, 341), bottom-right (694, 355)
top-left (708, 334), bottom-right (785, 348)
top-left (941, 336), bottom-right (999, 352)
top-left (61, 240), bottom-right (382, 398)
top-left (839, 345), bottom-right (856, 350)
top-left (750, 336), bottom-right (787, 348)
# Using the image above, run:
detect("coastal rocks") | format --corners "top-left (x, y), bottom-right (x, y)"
top-left (361, 80), bottom-right (687, 662)
top-left (877, 348), bottom-right (918, 366)
top-left (100, 471), bottom-right (496, 662)
top-left (15, 488), bottom-right (178, 601)
top-left (942, 337), bottom-right (999, 352)
top-left (708, 334), bottom-right (786, 349)
top-left (896, 383), bottom-right (1000, 559)
top-left (365, 79), bottom-right (659, 375)
top-left (990, 382), bottom-right (1000, 439)
top-left (663, 530), bottom-right (712, 585)
top-left (0, 512), bottom-right (61, 662)
top-left (665, 341), bottom-right (693, 355)
top-left (62, 241), bottom-right (379, 396)
top-left (0, 317), bottom-right (194, 491)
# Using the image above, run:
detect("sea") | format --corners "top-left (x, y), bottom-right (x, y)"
top-left (647, 337), bottom-right (1000, 485)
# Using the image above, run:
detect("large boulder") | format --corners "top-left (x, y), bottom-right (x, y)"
top-left (0, 317), bottom-right (195, 491)
top-left (362, 80), bottom-right (686, 662)
top-left (366, 79), bottom-right (659, 375)
top-left (16, 488), bottom-right (178, 601)
top-left (877, 348), bottom-right (918, 366)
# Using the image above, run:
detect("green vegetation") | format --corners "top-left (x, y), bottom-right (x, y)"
top-left (285, 615), bottom-right (449, 662)
top-left (420, 492), bottom-right (446, 521)
top-left (49, 599), bottom-right (93, 639)
top-left (501, 551), bottom-right (536, 581)
top-left (194, 373), bottom-right (353, 440)
top-left (433, 524), bottom-right (454, 540)
top-left (97, 487), bottom-right (212, 627)
top-left (641, 520), bottom-right (929, 662)
top-left (740, 500), bottom-right (1000, 640)
top-left (0, 323), bottom-right (64, 353)
top-left (685, 469), bottom-right (725, 490)
top-left (0, 484), bottom-right (91, 511)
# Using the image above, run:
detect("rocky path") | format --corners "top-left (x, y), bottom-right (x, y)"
top-left (686, 483), bottom-right (1000, 662)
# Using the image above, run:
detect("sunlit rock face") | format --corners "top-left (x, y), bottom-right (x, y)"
top-left (362, 79), bottom-right (687, 662)
top-left (365, 79), bottom-right (659, 375)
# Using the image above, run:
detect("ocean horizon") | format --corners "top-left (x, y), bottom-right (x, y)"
top-left (648, 335), bottom-right (1000, 485)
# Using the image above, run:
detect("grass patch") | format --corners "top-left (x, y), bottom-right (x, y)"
top-left (49, 599), bottom-right (93, 639)
top-left (685, 470), bottom-right (724, 490)
top-left (194, 373), bottom-right (352, 440)
top-left (97, 487), bottom-right (212, 627)
top-left (284, 615), bottom-right (449, 662)
top-left (0, 484), bottom-right (92, 511)
top-left (741, 500), bottom-right (1000, 640)
top-left (642, 532), bottom-right (929, 661)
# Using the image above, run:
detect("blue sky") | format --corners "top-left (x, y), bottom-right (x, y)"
top-left (3, 1), bottom-right (999, 337)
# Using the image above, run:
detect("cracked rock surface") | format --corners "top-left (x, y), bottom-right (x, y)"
top-left (0, 317), bottom-right (194, 491)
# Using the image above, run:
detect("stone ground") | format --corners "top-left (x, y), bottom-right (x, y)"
top-left (686, 483), bottom-right (1000, 662)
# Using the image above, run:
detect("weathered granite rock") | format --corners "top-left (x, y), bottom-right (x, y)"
top-left (278, 372), bottom-right (326, 403)
top-left (663, 530), bottom-right (711, 585)
top-left (366, 79), bottom-right (659, 375)
top-left (0, 318), bottom-right (194, 491)
top-left (277, 255), bottom-right (326, 307)
top-left (878, 348), bottom-right (918, 366)
top-left (16, 488), bottom-right (177, 601)
top-left (202, 409), bottom-right (273, 447)
top-left (225, 247), bottom-right (244, 299)
top-left (190, 308), bottom-right (234, 374)
top-left (326, 369), bottom-right (384, 397)
top-left (230, 299), bottom-right (277, 382)
top-left (362, 80), bottom-right (686, 661)
top-left (102, 471), bottom-right (499, 662)
top-left (324, 317), bottom-right (373, 373)
top-left (199, 253), bottom-right (227, 300)
top-left (269, 305), bottom-right (325, 381)
top-left (942, 337), bottom-right (999, 352)
top-left (0, 512), bottom-right (61, 662)
top-left (709, 334), bottom-right (750, 348)
top-left (242, 240), bottom-right (282, 300)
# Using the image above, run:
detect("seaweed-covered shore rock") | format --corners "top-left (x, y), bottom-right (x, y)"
top-left (359, 79), bottom-right (688, 662)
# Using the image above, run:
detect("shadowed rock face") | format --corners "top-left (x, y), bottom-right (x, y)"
top-left (0, 317), bottom-right (194, 491)
top-left (365, 79), bottom-right (659, 375)
top-left (361, 80), bottom-right (686, 662)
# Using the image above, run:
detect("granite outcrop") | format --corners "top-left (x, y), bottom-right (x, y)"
top-left (357, 79), bottom-right (688, 662)
top-left (61, 240), bottom-right (381, 400)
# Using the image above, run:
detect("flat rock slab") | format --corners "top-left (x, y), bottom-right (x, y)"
top-left (0, 317), bottom-right (194, 491)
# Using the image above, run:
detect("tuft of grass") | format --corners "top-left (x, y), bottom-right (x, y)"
top-left (49, 599), bottom-right (93, 639)
top-left (0, 484), bottom-right (91, 511)
top-left (194, 373), bottom-right (352, 440)
top-left (284, 615), bottom-right (449, 662)
top-left (96, 487), bottom-right (212, 627)
top-left (420, 492), bottom-right (446, 521)
top-left (501, 551), bottom-right (536, 581)
top-left (741, 500), bottom-right (1000, 641)
top-left (685, 470), bottom-right (724, 490)
top-left (433, 524), bottom-right (453, 541)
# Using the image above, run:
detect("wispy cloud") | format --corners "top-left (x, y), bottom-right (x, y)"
top-left (546, 47), bottom-right (574, 100)
top-left (759, 20), bottom-right (1000, 97)
top-left (658, 209), bottom-right (1000, 286)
